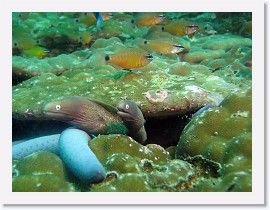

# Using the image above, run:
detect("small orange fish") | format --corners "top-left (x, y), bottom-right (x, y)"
top-left (143, 39), bottom-right (184, 54)
top-left (105, 46), bottom-right (153, 70)
top-left (163, 20), bottom-right (198, 36)
top-left (133, 13), bottom-right (166, 26)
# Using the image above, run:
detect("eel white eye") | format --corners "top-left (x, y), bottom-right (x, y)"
top-left (125, 104), bottom-right (129, 109)
top-left (55, 104), bottom-right (61, 110)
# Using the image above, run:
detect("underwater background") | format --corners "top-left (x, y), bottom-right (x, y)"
top-left (12, 12), bottom-right (252, 192)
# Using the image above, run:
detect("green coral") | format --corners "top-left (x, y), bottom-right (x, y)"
top-left (182, 48), bottom-right (225, 63)
top-left (88, 134), bottom-right (220, 192)
top-left (175, 88), bottom-right (252, 191)
top-left (12, 174), bottom-right (75, 192)
top-left (91, 173), bottom-right (152, 192)
top-left (110, 173), bottom-right (152, 192)
top-left (169, 62), bottom-right (193, 76)
top-left (12, 151), bottom-right (76, 192)
top-left (192, 170), bottom-right (251, 192)
top-left (106, 153), bottom-right (140, 174)
top-left (13, 151), bottom-right (67, 179)
top-left (202, 36), bottom-right (251, 51)
top-left (89, 134), bottom-right (171, 165)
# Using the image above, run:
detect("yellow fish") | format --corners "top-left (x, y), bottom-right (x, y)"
top-left (105, 46), bottom-right (153, 70)
top-left (79, 30), bottom-right (92, 45)
top-left (23, 46), bottom-right (50, 58)
top-left (143, 39), bottom-right (184, 54)
top-left (12, 36), bottom-right (37, 51)
top-left (163, 20), bottom-right (198, 36)
top-left (133, 13), bottom-right (166, 26)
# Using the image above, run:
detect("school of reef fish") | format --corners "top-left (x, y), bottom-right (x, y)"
top-left (12, 12), bottom-right (252, 192)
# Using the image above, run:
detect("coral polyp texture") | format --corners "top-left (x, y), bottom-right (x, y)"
top-left (12, 12), bottom-right (252, 192)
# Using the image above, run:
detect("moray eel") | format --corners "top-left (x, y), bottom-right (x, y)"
top-left (117, 100), bottom-right (147, 144)
top-left (43, 96), bottom-right (127, 136)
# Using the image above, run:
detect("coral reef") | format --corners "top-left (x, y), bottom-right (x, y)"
top-left (12, 12), bottom-right (252, 192)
